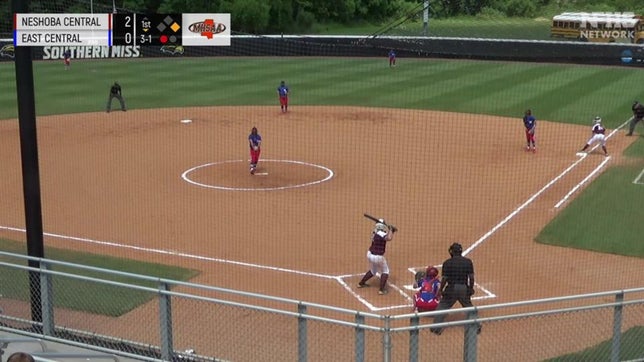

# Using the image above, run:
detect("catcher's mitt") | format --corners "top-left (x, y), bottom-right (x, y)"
top-left (413, 270), bottom-right (426, 288)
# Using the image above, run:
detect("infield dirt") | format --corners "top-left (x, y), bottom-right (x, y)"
top-left (1, 106), bottom-right (642, 360)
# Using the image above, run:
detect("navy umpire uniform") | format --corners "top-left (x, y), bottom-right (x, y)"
top-left (627, 101), bottom-right (644, 136)
top-left (106, 81), bottom-right (127, 113)
top-left (431, 242), bottom-right (481, 335)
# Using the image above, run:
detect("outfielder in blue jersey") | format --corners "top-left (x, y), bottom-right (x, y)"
top-left (277, 80), bottom-right (289, 113)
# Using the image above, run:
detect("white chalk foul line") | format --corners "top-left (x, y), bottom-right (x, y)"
top-left (554, 156), bottom-right (611, 208)
top-left (634, 168), bottom-right (644, 185)
top-left (463, 156), bottom-right (587, 257)
top-left (553, 120), bottom-right (628, 208)
top-left (0, 225), bottom-right (334, 280)
top-left (464, 119), bottom-right (632, 256)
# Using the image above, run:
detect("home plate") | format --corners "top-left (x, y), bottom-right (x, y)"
top-left (180, 119), bottom-right (192, 124)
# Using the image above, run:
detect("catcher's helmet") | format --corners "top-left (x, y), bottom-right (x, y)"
top-left (426, 266), bottom-right (439, 279)
top-left (449, 243), bottom-right (463, 256)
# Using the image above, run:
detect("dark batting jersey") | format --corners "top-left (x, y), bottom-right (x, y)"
top-left (592, 123), bottom-right (606, 134)
top-left (441, 255), bottom-right (474, 286)
top-left (368, 232), bottom-right (388, 255)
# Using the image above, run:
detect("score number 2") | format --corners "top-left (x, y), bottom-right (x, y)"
top-left (113, 14), bottom-right (137, 46)
top-left (123, 15), bottom-right (133, 44)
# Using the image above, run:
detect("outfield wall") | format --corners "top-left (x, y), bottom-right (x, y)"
top-left (1, 36), bottom-right (643, 66)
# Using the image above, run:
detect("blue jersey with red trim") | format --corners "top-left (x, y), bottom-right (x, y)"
top-left (277, 84), bottom-right (289, 97)
top-left (523, 115), bottom-right (536, 130)
top-left (417, 277), bottom-right (440, 302)
top-left (248, 133), bottom-right (261, 148)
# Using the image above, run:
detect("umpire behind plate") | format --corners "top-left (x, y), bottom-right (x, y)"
top-left (430, 242), bottom-right (481, 335)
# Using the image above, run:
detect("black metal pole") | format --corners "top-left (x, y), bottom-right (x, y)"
top-left (11, 0), bottom-right (45, 327)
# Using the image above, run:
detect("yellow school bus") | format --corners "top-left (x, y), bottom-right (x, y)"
top-left (551, 12), bottom-right (644, 43)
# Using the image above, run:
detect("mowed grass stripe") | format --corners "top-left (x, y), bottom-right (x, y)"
top-left (462, 65), bottom-right (584, 117)
top-left (425, 64), bottom-right (556, 113)
top-left (367, 61), bottom-right (506, 105)
top-left (2, 58), bottom-right (644, 122)
top-left (521, 68), bottom-right (634, 126)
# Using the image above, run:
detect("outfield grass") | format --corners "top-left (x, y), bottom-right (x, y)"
top-left (0, 238), bottom-right (199, 316)
top-left (536, 161), bottom-right (644, 258)
top-left (1, 57), bottom-right (643, 129)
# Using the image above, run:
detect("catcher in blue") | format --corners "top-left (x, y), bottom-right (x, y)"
top-left (413, 266), bottom-right (441, 312)
top-left (580, 116), bottom-right (608, 156)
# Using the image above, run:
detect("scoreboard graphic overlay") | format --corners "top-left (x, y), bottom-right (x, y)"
top-left (13, 13), bottom-right (230, 47)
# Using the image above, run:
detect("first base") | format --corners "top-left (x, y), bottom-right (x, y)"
top-left (576, 152), bottom-right (586, 157)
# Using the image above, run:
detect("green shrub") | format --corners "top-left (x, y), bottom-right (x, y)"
top-left (506, 0), bottom-right (537, 17)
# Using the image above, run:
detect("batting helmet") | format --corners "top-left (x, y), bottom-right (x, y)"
top-left (374, 221), bottom-right (388, 234)
top-left (449, 243), bottom-right (463, 256)
top-left (593, 116), bottom-right (602, 124)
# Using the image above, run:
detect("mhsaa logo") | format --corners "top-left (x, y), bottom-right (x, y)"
top-left (188, 19), bottom-right (226, 39)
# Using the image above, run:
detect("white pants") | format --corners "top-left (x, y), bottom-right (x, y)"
top-left (586, 133), bottom-right (606, 147)
top-left (367, 250), bottom-right (390, 275)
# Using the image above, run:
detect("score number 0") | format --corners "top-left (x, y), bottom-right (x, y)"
top-left (123, 15), bottom-right (133, 44)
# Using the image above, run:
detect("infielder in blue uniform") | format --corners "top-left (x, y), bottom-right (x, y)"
top-left (523, 109), bottom-right (536, 152)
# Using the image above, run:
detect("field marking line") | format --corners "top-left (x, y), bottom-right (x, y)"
top-left (633, 168), bottom-right (644, 184)
top-left (554, 156), bottom-right (611, 208)
top-left (181, 159), bottom-right (333, 191)
top-left (462, 155), bottom-right (587, 257)
top-left (464, 119), bottom-right (631, 256)
top-left (0, 225), bottom-right (335, 280)
top-left (362, 124), bottom-right (631, 310)
top-left (553, 120), bottom-right (629, 208)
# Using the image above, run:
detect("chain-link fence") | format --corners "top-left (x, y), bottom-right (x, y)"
top-left (1, 251), bottom-right (643, 362)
